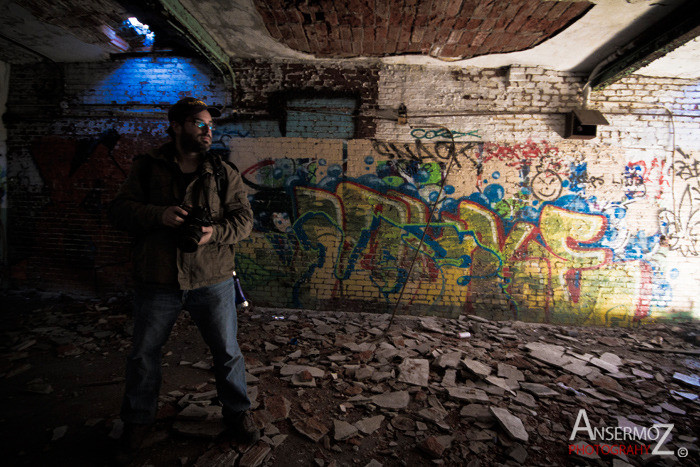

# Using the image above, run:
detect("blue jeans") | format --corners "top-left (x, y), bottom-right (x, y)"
top-left (121, 278), bottom-right (250, 424)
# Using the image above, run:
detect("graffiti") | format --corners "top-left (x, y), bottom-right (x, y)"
top-left (217, 129), bottom-right (251, 140)
top-left (530, 170), bottom-right (563, 201)
top-left (372, 139), bottom-right (461, 164)
top-left (567, 163), bottom-right (604, 191)
top-left (674, 156), bottom-right (700, 181)
top-left (615, 158), bottom-right (669, 200)
top-left (481, 140), bottom-right (560, 167)
top-left (622, 163), bottom-right (647, 199)
top-left (410, 128), bottom-right (481, 140)
top-left (233, 141), bottom-right (676, 326)
top-left (659, 186), bottom-right (700, 256)
top-left (72, 129), bottom-right (124, 176)
top-left (673, 148), bottom-right (700, 180)
top-left (369, 140), bottom-right (562, 171)
top-left (236, 182), bottom-right (654, 326)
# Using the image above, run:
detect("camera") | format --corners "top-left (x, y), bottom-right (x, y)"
top-left (177, 205), bottom-right (213, 253)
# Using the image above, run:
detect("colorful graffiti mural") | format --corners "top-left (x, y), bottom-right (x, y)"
top-left (232, 139), bottom-right (695, 326)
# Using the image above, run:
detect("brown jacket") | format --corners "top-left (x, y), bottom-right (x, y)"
top-left (109, 142), bottom-right (253, 290)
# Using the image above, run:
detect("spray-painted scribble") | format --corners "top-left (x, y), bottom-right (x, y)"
top-left (410, 128), bottom-right (481, 140)
top-left (659, 186), bottom-right (700, 256)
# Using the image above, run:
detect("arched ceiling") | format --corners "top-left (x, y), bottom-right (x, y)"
top-left (252, 0), bottom-right (593, 60)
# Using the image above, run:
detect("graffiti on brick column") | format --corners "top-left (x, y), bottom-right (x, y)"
top-left (232, 139), bottom-right (687, 326)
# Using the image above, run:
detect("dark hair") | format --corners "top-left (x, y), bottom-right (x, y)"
top-left (167, 119), bottom-right (185, 140)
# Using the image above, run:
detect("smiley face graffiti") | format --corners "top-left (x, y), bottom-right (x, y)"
top-left (530, 170), bottom-right (563, 201)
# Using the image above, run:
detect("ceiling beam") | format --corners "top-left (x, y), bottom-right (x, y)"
top-left (157, 0), bottom-right (234, 86)
top-left (118, 0), bottom-right (234, 89)
top-left (591, 0), bottom-right (700, 90)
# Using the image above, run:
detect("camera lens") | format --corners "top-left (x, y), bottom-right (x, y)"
top-left (177, 226), bottom-right (204, 253)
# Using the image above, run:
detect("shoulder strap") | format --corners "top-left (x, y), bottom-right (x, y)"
top-left (208, 152), bottom-right (239, 200)
top-left (209, 153), bottom-right (226, 199)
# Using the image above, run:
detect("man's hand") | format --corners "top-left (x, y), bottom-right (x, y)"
top-left (162, 205), bottom-right (189, 228)
top-left (198, 226), bottom-right (213, 245)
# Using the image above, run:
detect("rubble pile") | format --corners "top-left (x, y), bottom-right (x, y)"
top-left (1, 293), bottom-right (133, 381)
top-left (1, 290), bottom-right (699, 466)
top-left (221, 309), bottom-right (699, 467)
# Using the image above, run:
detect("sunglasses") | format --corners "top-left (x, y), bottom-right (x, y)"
top-left (187, 118), bottom-right (215, 131)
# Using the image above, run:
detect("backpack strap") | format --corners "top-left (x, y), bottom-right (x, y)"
top-left (208, 153), bottom-right (227, 199)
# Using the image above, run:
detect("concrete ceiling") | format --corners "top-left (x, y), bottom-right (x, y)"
top-left (1, 0), bottom-right (699, 80)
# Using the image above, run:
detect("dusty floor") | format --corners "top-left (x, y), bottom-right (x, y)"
top-left (1, 289), bottom-right (699, 467)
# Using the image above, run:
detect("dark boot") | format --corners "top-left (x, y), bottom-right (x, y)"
top-left (223, 411), bottom-right (260, 444)
top-left (112, 422), bottom-right (151, 465)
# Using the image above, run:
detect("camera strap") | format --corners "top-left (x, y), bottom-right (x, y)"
top-left (191, 173), bottom-right (211, 212)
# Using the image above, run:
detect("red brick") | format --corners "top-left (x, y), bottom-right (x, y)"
top-left (505, 2), bottom-right (539, 33)
top-left (445, 0), bottom-right (464, 17)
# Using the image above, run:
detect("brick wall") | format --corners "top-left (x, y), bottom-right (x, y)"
top-left (5, 56), bottom-right (226, 294)
top-left (5, 56), bottom-right (700, 326)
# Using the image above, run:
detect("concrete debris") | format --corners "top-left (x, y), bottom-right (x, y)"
top-left (280, 364), bottom-right (325, 378)
top-left (178, 404), bottom-right (211, 420)
top-left (441, 368), bottom-right (458, 387)
top-left (519, 382), bottom-right (559, 397)
top-left (589, 356), bottom-right (619, 373)
top-left (3, 291), bottom-right (699, 467)
top-left (238, 442), bottom-right (271, 467)
top-left (490, 407), bottom-right (529, 443)
top-left (333, 419), bottom-right (359, 440)
top-left (459, 404), bottom-right (493, 423)
top-left (512, 390), bottom-right (537, 408)
top-left (418, 435), bottom-right (446, 459)
top-left (462, 359), bottom-right (492, 377)
top-left (292, 371), bottom-right (316, 387)
top-left (292, 417), bottom-right (329, 442)
top-left (264, 395), bottom-right (291, 422)
top-left (508, 444), bottom-right (528, 463)
top-left (354, 415), bottom-right (384, 435)
top-left (417, 407), bottom-right (447, 424)
top-left (51, 425), bottom-right (68, 441)
top-left (194, 448), bottom-right (239, 467)
top-left (371, 391), bottom-right (410, 409)
top-left (497, 363), bottom-right (524, 381)
top-left (397, 358), bottom-right (429, 386)
top-left (447, 386), bottom-right (490, 403)
top-left (192, 360), bottom-right (212, 370)
top-left (435, 351), bottom-right (462, 369)
top-left (390, 415), bottom-right (415, 431)
top-left (673, 372), bottom-right (700, 387)
top-left (171, 419), bottom-right (226, 439)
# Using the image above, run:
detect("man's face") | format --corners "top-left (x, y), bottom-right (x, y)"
top-left (174, 109), bottom-right (213, 154)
